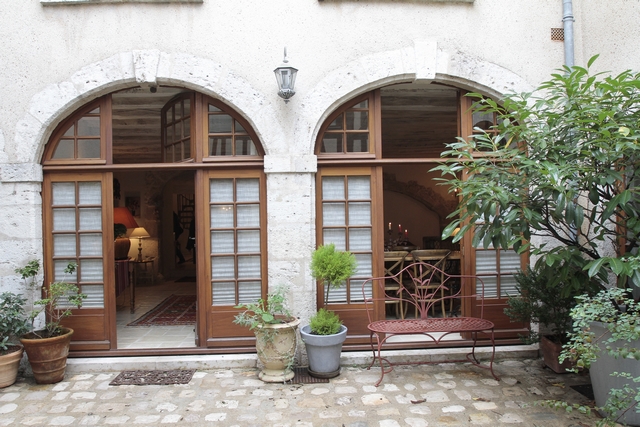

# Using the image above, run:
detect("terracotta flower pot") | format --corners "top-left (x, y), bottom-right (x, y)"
top-left (0, 345), bottom-right (24, 388)
top-left (20, 328), bottom-right (73, 384)
top-left (539, 335), bottom-right (573, 374)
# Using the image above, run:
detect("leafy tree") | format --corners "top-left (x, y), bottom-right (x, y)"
top-left (433, 56), bottom-right (640, 292)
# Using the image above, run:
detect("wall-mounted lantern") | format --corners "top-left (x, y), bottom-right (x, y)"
top-left (274, 47), bottom-right (298, 103)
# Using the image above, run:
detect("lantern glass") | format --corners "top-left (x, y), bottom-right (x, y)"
top-left (275, 66), bottom-right (297, 91)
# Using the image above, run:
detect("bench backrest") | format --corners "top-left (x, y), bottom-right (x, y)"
top-left (362, 261), bottom-right (489, 322)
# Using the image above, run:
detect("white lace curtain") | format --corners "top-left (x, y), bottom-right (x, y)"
top-left (210, 178), bottom-right (261, 306)
top-left (322, 176), bottom-right (373, 303)
top-left (51, 181), bottom-right (104, 308)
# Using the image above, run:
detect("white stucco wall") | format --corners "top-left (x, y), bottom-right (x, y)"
top-left (1, 0), bottom-right (639, 322)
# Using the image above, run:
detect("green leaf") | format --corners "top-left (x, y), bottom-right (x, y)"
top-left (619, 126), bottom-right (630, 137)
top-left (586, 258), bottom-right (607, 278)
top-left (608, 257), bottom-right (624, 276)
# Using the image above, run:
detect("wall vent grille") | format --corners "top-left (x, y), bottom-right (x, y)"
top-left (551, 28), bottom-right (565, 41)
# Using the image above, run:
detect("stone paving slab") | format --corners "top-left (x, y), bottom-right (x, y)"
top-left (0, 358), bottom-right (599, 426)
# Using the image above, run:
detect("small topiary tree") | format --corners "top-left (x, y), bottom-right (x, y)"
top-left (310, 243), bottom-right (357, 305)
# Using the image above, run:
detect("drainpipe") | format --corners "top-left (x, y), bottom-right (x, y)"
top-left (563, 0), bottom-right (578, 244)
top-left (563, 0), bottom-right (575, 68)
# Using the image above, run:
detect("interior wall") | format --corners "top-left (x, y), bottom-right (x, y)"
top-left (113, 171), bottom-right (162, 268)
top-left (383, 190), bottom-right (439, 246)
top-left (161, 172), bottom-right (195, 279)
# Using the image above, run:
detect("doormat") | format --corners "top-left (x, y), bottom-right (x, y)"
top-left (127, 294), bottom-right (196, 326)
top-left (109, 369), bottom-right (196, 386)
top-left (289, 367), bottom-right (330, 384)
top-left (570, 383), bottom-right (594, 400)
top-left (175, 276), bottom-right (196, 282)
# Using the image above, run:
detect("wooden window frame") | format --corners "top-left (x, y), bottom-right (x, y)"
top-left (43, 96), bottom-right (111, 166)
top-left (316, 91), bottom-right (379, 160)
top-left (202, 97), bottom-right (264, 163)
top-left (161, 93), bottom-right (194, 164)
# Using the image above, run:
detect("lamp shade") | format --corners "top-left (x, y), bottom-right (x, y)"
top-left (113, 207), bottom-right (138, 229)
top-left (129, 227), bottom-right (150, 239)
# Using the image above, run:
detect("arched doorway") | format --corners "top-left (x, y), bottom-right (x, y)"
top-left (314, 82), bottom-right (528, 348)
top-left (41, 87), bottom-right (268, 354)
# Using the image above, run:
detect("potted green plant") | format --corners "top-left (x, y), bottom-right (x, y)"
top-left (234, 284), bottom-right (300, 383)
top-left (301, 244), bottom-right (356, 378)
top-left (16, 260), bottom-right (86, 384)
top-left (433, 60), bottom-right (640, 424)
top-left (0, 292), bottom-right (30, 388)
top-left (505, 264), bottom-right (598, 373)
top-left (545, 287), bottom-right (640, 426)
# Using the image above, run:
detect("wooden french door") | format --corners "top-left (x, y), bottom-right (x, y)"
top-left (43, 172), bottom-right (114, 351)
top-left (316, 166), bottom-right (382, 342)
top-left (197, 169), bottom-right (268, 348)
top-left (458, 94), bottom-right (528, 338)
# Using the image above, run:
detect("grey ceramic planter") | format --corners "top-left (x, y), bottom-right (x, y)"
top-left (590, 321), bottom-right (640, 426)
top-left (300, 324), bottom-right (347, 379)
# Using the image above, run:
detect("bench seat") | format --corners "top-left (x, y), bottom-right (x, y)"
top-left (368, 317), bottom-right (495, 335)
top-left (363, 260), bottom-right (499, 386)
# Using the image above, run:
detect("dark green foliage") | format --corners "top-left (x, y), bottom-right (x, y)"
top-left (505, 265), bottom-right (598, 344)
top-left (233, 285), bottom-right (293, 330)
top-left (16, 260), bottom-right (86, 338)
top-left (0, 292), bottom-right (30, 352)
top-left (433, 56), bottom-right (640, 291)
top-left (308, 308), bottom-right (342, 335)
top-left (548, 288), bottom-right (640, 426)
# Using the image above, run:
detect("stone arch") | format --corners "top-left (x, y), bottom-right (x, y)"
top-left (298, 39), bottom-right (535, 153)
top-left (17, 50), bottom-right (280, 169)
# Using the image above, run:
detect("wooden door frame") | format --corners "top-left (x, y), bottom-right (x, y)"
top-left (43, 171), bottom-right (114, 351)
top-left (198, 169), bottom-right (268, 348)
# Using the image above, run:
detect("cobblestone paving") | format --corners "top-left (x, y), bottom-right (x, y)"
top-left (0, 359), bottom-right (598, 426)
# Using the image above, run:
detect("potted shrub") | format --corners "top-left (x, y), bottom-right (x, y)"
top-left (16, 260), bottom-right (86, 384)
top-left (550, 287), bottom-right (640, 426)
top-left (234, 284), bottom-right (300, 383)
top-left (301, 244), bottom-right (356, 378)
top-left (505, 264), bottom-right (598, 373)
top-left (0, 292), bottom-right (30, 388)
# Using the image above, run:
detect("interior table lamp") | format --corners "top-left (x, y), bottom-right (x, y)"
top-left (129, 227), bottom-right (150, 262)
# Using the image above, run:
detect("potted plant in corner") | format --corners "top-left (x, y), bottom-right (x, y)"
top-left (0, 291), bottom-right (30, 388)
top-left (549, 287), bottom-right (640, 426)
top-left (234, 284), bottom-right (300, 383)
top-left (301, 244), bottom-right (356, 378)
top-left (505, 264), bottom-right (599, 373)
top-left (17, 260), bottom-right (86, 384)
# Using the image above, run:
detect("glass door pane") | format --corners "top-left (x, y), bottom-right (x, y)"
top-left (320, 174), bottom-right (373, 303)
top-left (210, 177), bottom-right (262, 306)
top-left (51, 180), bottom-right (105, 308)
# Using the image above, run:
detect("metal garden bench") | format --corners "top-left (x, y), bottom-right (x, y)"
top-left (363, 261), bottom-right (499, 386)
